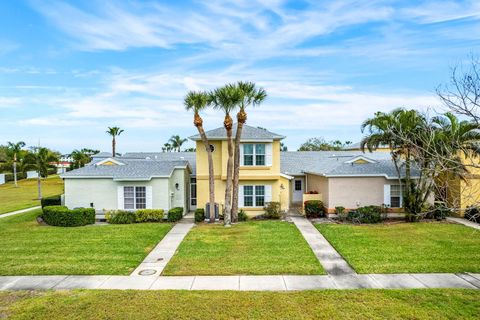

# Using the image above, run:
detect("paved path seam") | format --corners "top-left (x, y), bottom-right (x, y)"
top-left (447, 217), bottom-right (480, 230)
top-left (0, 206), bottom-right (41, 219)
top-left (290, 216), bottom-right (356, 276)
top-left (131, 215), bottom-right (194, 277)
top-left (1, 274), bottom-right (479, 291)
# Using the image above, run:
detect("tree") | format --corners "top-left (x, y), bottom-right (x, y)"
top-left (298, 137), bottom-right (351, 151)
top-left (280, 142), bottom-right (288, 151)
top-left (106, 127), bottom-right (124, 157)
top-left (7, 141), bottom-right (25, 187)
top-left (23, 147), bottom-right (59, 199)
top-left (162, 143), bottom-right (173, 152)
top-left (184, 91), bottom-right (216, 223)
top-left (184, 147), bottom-right (196, 152)
top-left (231, 82), bottom-right (267, 222)
top-left (169, 135), bottom-right (188, 152)
top-left (71, 148), bottom-right (98, 168)
top-left (209, 84), bottom-right (241, 226)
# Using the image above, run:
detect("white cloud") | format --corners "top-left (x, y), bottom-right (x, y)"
top-left (0, 97), bottom-right (22, 108)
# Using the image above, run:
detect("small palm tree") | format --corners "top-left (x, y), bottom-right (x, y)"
top-left (209, 84), bottom-right (241, 226)
top-left (185, 91), bottom-right (216, 223)
top-left (71, 149), bottom-right (94, 168)
top-left (231, 82), bottom-right (267, 222)
top-left (169, 135), bottom-right (188, 152)
top-left (23, 147), bottom-right (59, 199)
top-left (106, 127), bottom-right (124, 157)
top-left (7, 141), bottom-right (25, 187)
top-left (162, 143), bottom-right (173, 152)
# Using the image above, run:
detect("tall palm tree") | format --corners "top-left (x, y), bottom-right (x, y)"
top-left (106, 127), bottom-right (124, 157)
top-left (209, 85), bottom-right (241, 226)
top-left (23, 147), bottom-right (59, 199)
top-left (231, 82), bottom-right (267, 222)
top-left (169, 135), bottom-right (188, 152)
top-left (184, 91), bottom-right (216, 223)
top-left (7, 141), bottom-right (25, 187)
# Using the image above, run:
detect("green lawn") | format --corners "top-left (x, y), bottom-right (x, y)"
top-left (1, 289), bottom-right (479, 319)
top-left (316, 222), bottom-right (480, 274)
top-left (163, 220), bottom-right (324, 275)
top-left (0, 175), bottom-right (64, 214)
top-left (0, 210), bottom-right (172, 275)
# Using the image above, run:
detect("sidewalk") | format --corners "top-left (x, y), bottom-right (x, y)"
top-left (1, 273), bottom-right (479, 291)
top-left (0, 206), bottom-right (41, 219)
top-left (447, 217), bottom-right (480, 230)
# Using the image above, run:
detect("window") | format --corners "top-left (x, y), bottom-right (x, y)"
top-left (190, 178), bottom-right (197, 206)
top-left (294, 180), bottom-right (302, 191)
top-left (243, 185), bottom-right (265, 207)
top-left (124, 186), bottom-right (146, 210)
top-left (390, 185), bottom-right (404, 208)
top-left (243, 143), bottom-right (266, 166)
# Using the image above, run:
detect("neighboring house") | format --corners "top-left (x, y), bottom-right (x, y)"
top-left (61, 156), bottom-right (191, 214)
top-left (61, 125), bottom-right (423, 215)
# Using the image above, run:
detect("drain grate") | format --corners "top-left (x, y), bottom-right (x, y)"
top-left (138, 269), bottom-right (157, 276)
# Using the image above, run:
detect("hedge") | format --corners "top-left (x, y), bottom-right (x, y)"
top-left (106, 210), bottom-right (136, 224)
top-left (304, 200), bottom-right (326, 218)
top-left (3, 172), bottom-right (27, 182)
top-left (42, 206), bottom-right (95, 227)
top-left (41, 195), bottom-right (62, 208)
top-left (168, 207), bottom-right (184, 222)
top-left (135, 209), bottom-right (165, 223)
top-left (194, 208), bottom-right (205, 223)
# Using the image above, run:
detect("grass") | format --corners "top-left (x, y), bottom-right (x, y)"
top-left (0, 175), bottom-right (64, 214)
top-left (0, 209), bottom-right (172, 275)
top-left (163, 220), bottom-right (324, 275)
top-left (316, 222), bottom-right (480, 274)
top-left (1, 289), bottom-right (479, 319)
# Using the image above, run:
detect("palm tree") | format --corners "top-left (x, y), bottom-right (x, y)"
top-left (106, 127), bottom-right (124, 157)
top-left (184, 91), bottom-right (216, 223)
top-left (7, 141), bottom-right (25, 187)
top-left (231, 82), bottom-right (267, 222)
top-left (162, 143), bottom-right (173, 152)
top-left (23, 147), bottom-right (59, 199)
top-left (169, 135), bottom-right (188, 152)
top-left (71, 149), bottom-right (95, 168)
top-left (209, 84), bottom-right (241, 226)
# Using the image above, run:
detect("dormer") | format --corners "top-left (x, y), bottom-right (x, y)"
top-left (344, 155), bottom-right (377, 164)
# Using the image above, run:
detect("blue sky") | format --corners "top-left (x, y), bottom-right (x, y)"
top-left (1, 0), bottom-right (480, 153)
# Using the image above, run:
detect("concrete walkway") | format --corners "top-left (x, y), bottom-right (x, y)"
top-left (291, 216), bottom-right (356, 276)
top-left (0, 206), bottom-right (41, 219)
top-left (1, 273), bottom-right (479, 291)
top-left (447, 217), bottom-right (480, 230)
top-left (131, 214), bottom-right (195, 276)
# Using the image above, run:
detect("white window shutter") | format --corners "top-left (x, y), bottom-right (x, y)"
top-left (146, 186), bottom-right (153, 209)
top-left (239, 185), bottom-right (244, 207)
top-left (265, 143), bottom-right (272, 166)
top-left (265, 185), bottom-right (272, 203)
top-left (240, 144), bottom-right (244, 166)
top-left (383, 184), bottom-right (391, 206)
top-left (117, 186), bottom-right (124, 210)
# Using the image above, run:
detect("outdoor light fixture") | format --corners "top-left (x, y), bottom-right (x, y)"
top-left (175, 183), bottom-right (179, 190)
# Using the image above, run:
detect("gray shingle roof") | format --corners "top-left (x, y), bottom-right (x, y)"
top-left (61, 159), bottom-right (189, 181)
top-left (122, 152), bottom-right (196, 175)
top-left (281, 151), bottom-right (417, 178)
top-left (189, 124), bottom-right (285, 141)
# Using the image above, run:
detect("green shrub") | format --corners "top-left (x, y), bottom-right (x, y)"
top-left (427, 202), bottom-right (451, 220)
top-left (4, 172), bottom-right (27, 182)
top-left (194, 208), bottom-right (205, 223)
top-left (304, 200), bottom-right (325, 218)
top-left (135, 209), bottom-right (165, 223)
top-left (106, 210), bottom-right (136, 224)
top-left (335, 206), bottom-right (348, 222)
top-left (356, 205), bottom-right (384, 223)
top-left (465, 206), bottom-right (479, 223)
top-left (41, 195), bottom-right (62, 208)
top-left (238, 209), bottom-right (248, 222)
top-left (263, 202), bottom-right (281, 219)
top-left (42, 206), bottom-right (95, 227)
top-left (168, 207), bottom-right (184, 222)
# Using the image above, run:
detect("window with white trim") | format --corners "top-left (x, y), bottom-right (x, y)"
top-left (390, 185), bottom-right (405, 208)
top-left (243, 185), bottom-right (265, 207)
top-left (243, 143), bottom-right (265, 166)
top-left (124, 186), bottom-right (146, 210)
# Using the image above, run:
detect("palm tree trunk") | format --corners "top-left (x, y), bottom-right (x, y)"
top-left (13, 153), bottom-right (17, 188)
top-left (37, 173), bottom-right (42, 199)
top-left (112, 137), bottom-right (116, 157)
top-left (197, 125), bottom-right (216, 223)
top-left (224, 116), bottom-right (234, 227)
top-left (231, 121), bottom-right (245, 222)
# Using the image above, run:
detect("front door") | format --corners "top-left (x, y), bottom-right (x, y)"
top-left (189, 178), bottom-right (197, 211)
top-left (293, 178), bottom-right (304, 203)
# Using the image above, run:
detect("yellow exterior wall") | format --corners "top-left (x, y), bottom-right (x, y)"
top-left (195, 139), bottom-right (287, 216)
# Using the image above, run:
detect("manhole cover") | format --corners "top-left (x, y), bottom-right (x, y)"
top-left (139, 269), bottom-right (157, 276)
top-left (157, 257), bottom-right (164, 261)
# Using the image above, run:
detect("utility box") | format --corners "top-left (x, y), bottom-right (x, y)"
top-left (205, 202), bottom-right (219, 221)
